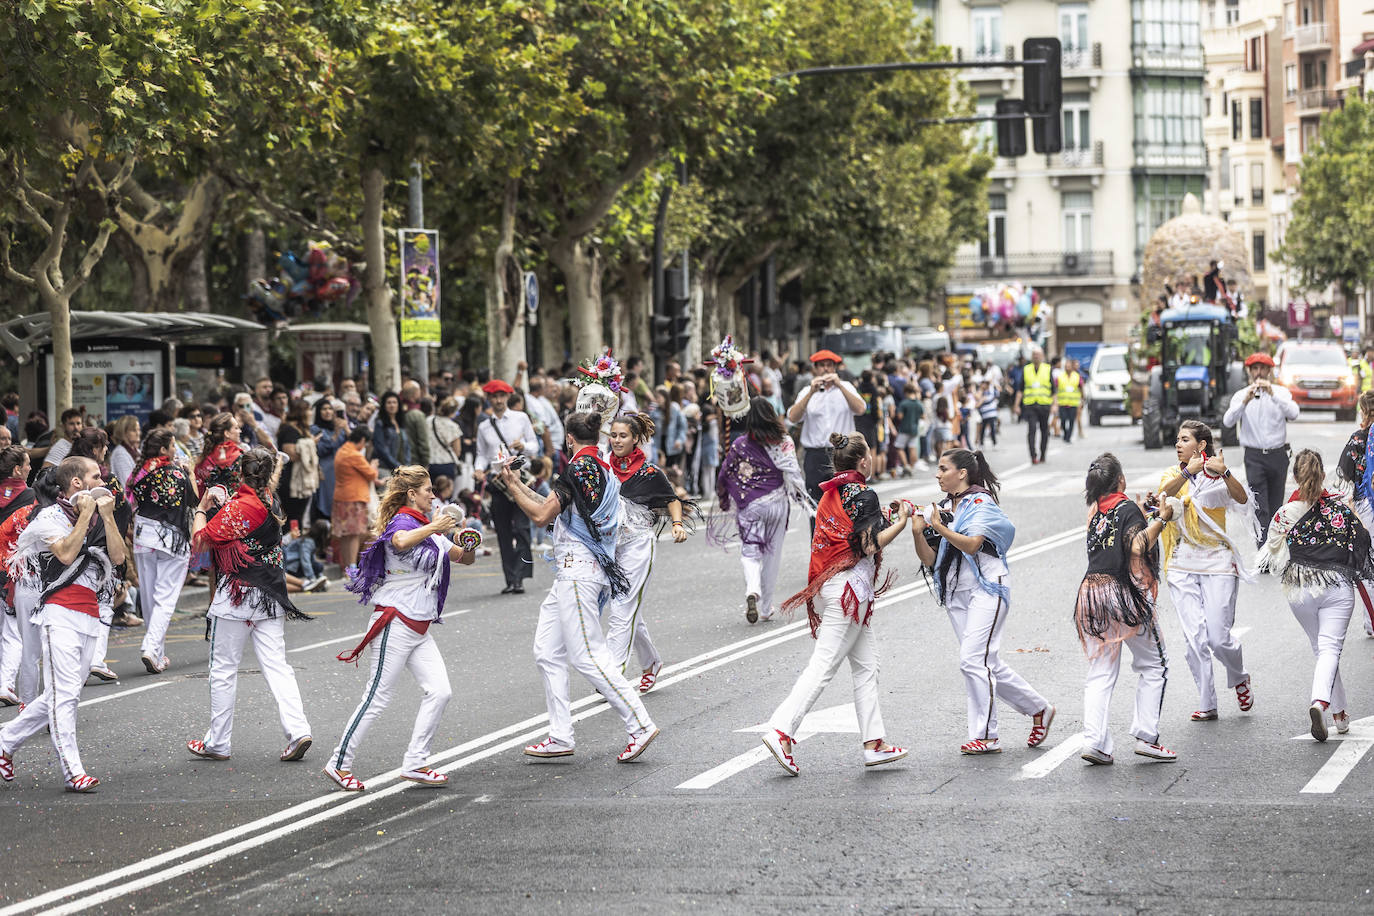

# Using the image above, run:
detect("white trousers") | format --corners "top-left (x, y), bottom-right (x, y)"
top-left (947, 578), bottom-right (1047, 740)
top-left (1166, 571), bottom-right (1248, 710)
top-left (0, 582), bottom-right (42, 702)
top-left (136, 545), bottom-right (190, 660)
top-left (738, 492), bottom-right (789, 618)
top-left (0, 604), bottom-right (21, 691)
top-left (0, 623), bottom-right (99, 781)
top-left (1082, 621), bottom-right (1169, 757)
top-left (768, 576), bottom-right (885, 742)
top-left (604, 535), bottom-right (661, 673)
top-left (203, 615), bottom-right (311, 756)
top-left (330, 614), bottom-right (452, 772)
top-left (1288, 583), bottom-right (1353, 710)
top-left (1353, 502), bottom-right (1374, 635)
top-left (533, 579), bottom-right (655, 746)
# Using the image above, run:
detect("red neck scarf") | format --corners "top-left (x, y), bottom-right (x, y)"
top-left (1096, 492), bottom-right (1129, 514)
top-left (783, 469), bottom-right (872, 636)
top-left (397, 506), bottom-right (430, 524)
top-left (609, 448), bottom-right (646, 482)
top-left (202, 440), bottom-right (242, 470)
top-left (572, 445), bottom-right (610, 470)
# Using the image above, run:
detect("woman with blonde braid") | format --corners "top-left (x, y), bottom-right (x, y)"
top-left (603, 413), bottom-right (691, 693)
top-left (1259, 450), bottom-right (1373, 741)
top-left (325, 466), bottom-right (477, 791)
top-left (187, 447), bottom-right (313, 764)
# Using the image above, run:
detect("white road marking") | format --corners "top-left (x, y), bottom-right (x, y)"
top-left (678, 704), bottom-right (861, 789)
top-left (1015, 733), bottom-right (1086, 779)
top-left (79, 681), bottom-right (171, 708)
top-left (286, 633), bottom-right (365, 654)
top-left (9, 523), bottom-right (1087, 916)
top-left (1301, 738), bottom-right (1374, 794)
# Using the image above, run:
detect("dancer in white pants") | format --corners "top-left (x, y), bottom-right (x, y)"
top-left (1334, 389), bottom-right (1374, 637)
top-left (1158, 420), bottom-right (1256, 721)
top-left (764, 432), bottom-right (909, 775)
top-left (915, 447), bottom-right (1054, 755)
top-left (1260, 449), bottom-right (1372, 741)
top-left (605, 414), bottom-right (690, 692)
top-left (1075, 453), bottom-right (1177, 765)
top-left (126, 429), bottom-right (195, 674)
top-left (709, 397), bottom-right (813, 624)
top-left (0, 456), bottom-right (124, 792)
top-left (0, 582), bottom-right (42, 705)
top-left (325, 467), bottom-right (476, 791)
top-left (499, 411), bottom-right (659, 763)
top-left (0, 446), bottom-right (37, 706)
top-left (187, 448), bottom-right (312, 764)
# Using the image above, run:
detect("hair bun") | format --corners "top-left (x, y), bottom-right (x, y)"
top-left (829, 432), bottom-right (849, 449)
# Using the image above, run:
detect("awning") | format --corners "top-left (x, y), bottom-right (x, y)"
top-left (1354, 37), bottom-right (1374, 55)
top-left (0, 310), bottom-right (265, 361)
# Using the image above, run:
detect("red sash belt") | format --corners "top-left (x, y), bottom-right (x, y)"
top-left (336, 606), bottom-right (430, 663)
top-left (48, 584), bottom-right (100, 618)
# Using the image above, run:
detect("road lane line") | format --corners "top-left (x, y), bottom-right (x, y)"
top-left (676, 747), bottom-right (773, 790)
top-left (10, 522), bottom-right (1088, 916)
top-left (1015, 733), bottom-right (1086, 779)
top-left (286, 633), bottom-right (366, 654)
top-left (1300, 738), bottom-right (1374, 794)
top-left (79, 682), bottom-right (171, 708)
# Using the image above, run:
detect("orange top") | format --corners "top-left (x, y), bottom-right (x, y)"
top-left (333, 441), bottom-right (378, 503)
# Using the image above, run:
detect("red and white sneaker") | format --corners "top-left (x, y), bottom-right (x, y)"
top-left (1190, 709), bottom-right (1218, 721)
top-left (1027, 705), bottom-right (1056, 747)
top-left (0, 687), bottom-right (19, 707)
top-left (617, 726), bottom-right (659, 762)
top-left (761, 729), bottom-right (799, 776)
top-left (1133, 739), bottom-right (1177, 761)
top-left (186, 739), bottom-right (230, 761)
top-left (1236, 679), bottom-right (1254, 712)
top-left (1335, 711), bottom-right (1351, 734)
top-left (400, 766), bottom-right (449, 786)
top-left (863, 743), bottom-right (908, 768)
top-left (280, 735), bottom-right (312, 762)
top-left (638, 661), bottom-right (663, 695)
top-left (960, 738), bottom-right (1001, 755)
top-left (323, 765), bottom-right (365, 792)
top-left (0, 752), bottom-right (12, 781)
top-left (141, 654), bottom-right (169, 675)
top-left (65, 774), bottom-right (100, 793)
top-left (523, 737), bottom-right (574, 758)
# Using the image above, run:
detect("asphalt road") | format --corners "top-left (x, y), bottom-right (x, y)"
top-left (2, 411), bottom-right (1372, 915)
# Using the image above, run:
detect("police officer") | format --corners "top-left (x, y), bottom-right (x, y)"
top-left (1056, 358), bottom-right (1083, 443)
top-left (1013, 347), bottom-right (1053, 464)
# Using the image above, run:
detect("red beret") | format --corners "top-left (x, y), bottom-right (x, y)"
top-left (482, 379), bottom-right (515, 395)
top-left (810, 349), bottom-right (842, 364)
top-left (1244, 353), bottom-right (1274, 368)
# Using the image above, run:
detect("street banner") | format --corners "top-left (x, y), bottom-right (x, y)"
top-left (399, 228), bottom-right (441, 347)
top-left (49, 349), bottom-right (162, 428)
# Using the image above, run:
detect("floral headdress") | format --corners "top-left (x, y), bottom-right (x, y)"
top-left (573, 349), bottom-right (624, 392)
top-left (704, 335), bottom-right (754, 419)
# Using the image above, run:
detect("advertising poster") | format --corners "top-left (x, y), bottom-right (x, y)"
top-left (399, 228), bottom-right (441, 346)
top-left (50, 350), bottom-right (163, 428)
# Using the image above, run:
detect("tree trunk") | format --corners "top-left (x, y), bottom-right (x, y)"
top-left (486, 179), bottom-right (527, 383)
top-left (362, 164), bottom-right (402, 393)
top-left (117, 175), bottom-right (224, 312)
top-left (183, 243), bottom-right (209, 311)
top-left (550, 236), bottom-right (604, 362)
top-left (623, 261), bottom-right (651, 367)
top-left (699, 257), bottom-right (723, 360)
top-left (540, 293), bottom-right (568, 372)
top-left (45, 288), bottom-right (73, 414)
top-left (242, 226), bottom-right (270, 386)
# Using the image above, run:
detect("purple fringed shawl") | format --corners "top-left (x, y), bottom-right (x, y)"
top-left (708, 435), bottom-right (786, 550)
top-left (346, 507), bottom-right (451, 621)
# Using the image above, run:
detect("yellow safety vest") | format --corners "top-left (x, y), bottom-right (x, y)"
top-left (1022, 363), bottom-right (1053, 406)
top-left (1361, 360), bottom-right (1373, 393)
top-left (1057, 371), bottom-right (1082, 407)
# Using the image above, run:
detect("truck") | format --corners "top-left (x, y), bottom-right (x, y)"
top-left (1141, 304), bottom-right (1246, 449)
top-left (818, 325), bottom-right (906, 375)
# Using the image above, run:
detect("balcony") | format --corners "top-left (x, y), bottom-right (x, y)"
top-left (1131, 43), bottom-right (1205, 74)
top-left (1063, 42), bottom-right (1102, 71)
top-left (1045, 141), bottom-right (1104, 170)
top-left (956, 44), bottom-right (1017, 83)
top-left (1132, 141), bottom-right (1207, 170)
top-left (1292, 22), bottom-right (1331, 53)
top-left (951, 250), bottom-right (1114, 283)
top-left (1295, 88), bottom-right (1339, 115)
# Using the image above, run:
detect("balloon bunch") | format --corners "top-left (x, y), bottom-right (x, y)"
top-left (246, 240), bottom-right (359, 326)
top-left (968, 282), bottom-right (1041, 329)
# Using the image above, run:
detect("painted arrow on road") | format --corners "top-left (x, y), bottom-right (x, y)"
top-left (1290, 715), bottom-right (1374, 793)
top-left (676, 704), bottom-right (859, 789)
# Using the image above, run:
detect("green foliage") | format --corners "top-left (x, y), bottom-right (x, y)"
top-left (1278, 95), bottom-right (1374, 297)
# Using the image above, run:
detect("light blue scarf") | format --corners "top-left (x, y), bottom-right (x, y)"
top-left (934, 486), bottom-right (1016, 606)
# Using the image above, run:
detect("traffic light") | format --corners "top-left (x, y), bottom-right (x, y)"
top-left (665, 268), bottom-right (691, 354)
top-left (1023, 37), bottom-right (1062, 154)
top-left (995, 99), bottom-right (1026, 158)
top-left (651, 314), bottom-right (676, 357)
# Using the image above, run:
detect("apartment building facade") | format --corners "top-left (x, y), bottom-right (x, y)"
top-left (932, 0), bottom-right (1206, 350)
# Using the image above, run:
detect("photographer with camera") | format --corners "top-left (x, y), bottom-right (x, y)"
top-left (786, 350), bottom-right (865, 525)
top-left (474, 379), bottom-right (539, 595)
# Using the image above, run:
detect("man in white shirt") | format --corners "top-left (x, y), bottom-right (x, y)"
top-left (474, 379), bottom-right (540, 594)
top-left (787, 349), bottom-right (866, 526)
top-left (1222, 352), bottom-right (1299, 541)
top-left (525, 376), bottom-right (565, 458)
top-left (42, 408), bottom-right (86, 467)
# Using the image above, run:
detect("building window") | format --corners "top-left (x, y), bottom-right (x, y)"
top-left (972, 7), bottom-right (1002, 61)
top-left (1302, 119), bottom-right (1320, 153)
top-left (1284, 0), bottom-right (1295, 33)
top-left (1135, 76), bottom-right (1204, 147)
top-left (1285, 124), bottom-right (1300, 163)
top-left (1225, 0), bottom-right (1240, 24)
top-left (1245, 36), bottom-right (1262, 70)
top-left (980, 193), bottom-right (1007, 259)
top-left (1301, 58), bottom-right (1328, 90)
top-left (1133, 0), bottom-right (1203, 51)
top-left (1063, 94), bottom-right (1091, 151)
top-left (1135, 174), bottom-right (1206, 251)
top-left (1252, 231), bottom-right (1266, 271)
top-left (1233, 161), bottom-right (1245, 206)
top-left (1063, 191), bottom-right (1093, 252)
top-left (1231, 99), bottom-right (1242, 140)
top-left (1251, 161), bottom-right (1264, 204)
top-left (1284, 64), bottom-right (1297, 97)
top-left (975, 97), bottom-right (997, 153)
top-left (1219, 148), bottom-right (1231, 189)
top-left (1060, 4), bottom-right (1089, 60)
top-left (911, 0), bottom-right (936, 25)
top-left (1249, 98), bottom-right (1264, 138)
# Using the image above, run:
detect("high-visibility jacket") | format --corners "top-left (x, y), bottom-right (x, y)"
top-left (1022, 363), bottom-right (1053, 406)
top-left (1057, 370), bottom-right (1082, 407)
top-left (1357, 359), bottom-right (1374, 393)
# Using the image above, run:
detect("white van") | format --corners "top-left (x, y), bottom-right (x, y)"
top-left (1085, 344), bottom-right (1130, 425)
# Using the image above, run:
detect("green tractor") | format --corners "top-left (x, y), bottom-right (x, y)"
top-left (1141, 304), bottom-right (1246, 450)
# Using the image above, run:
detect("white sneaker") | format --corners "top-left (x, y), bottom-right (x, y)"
top-left (0, 687), bottom-right (19, 707)
top-left (617, 726), bottom-right (659, 762)
top-left (1081, 747), bottom-right (1114, 765)
top-left (141, 654), bottom-right (169, 674)
top-left (303, 576), bottom-right (328, 593)
top-left (400, 766), bottom-right (449, 786)
top-left (863, 744), bottom-right (908, 768)
top-left (89, 665), bottom-right (118, 682)
top-left (1310, 702), bottom-right (1329, 743)
top-left (1335, 712), bottom-right (1351, 734)
top-left (761, 730), bottom-right (800, 776)
top-left (523, 737), bottom-right (574, 758)
top-left (1133, 739), bottom-right (1177, 761)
